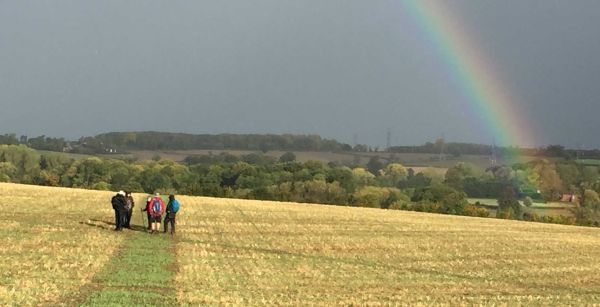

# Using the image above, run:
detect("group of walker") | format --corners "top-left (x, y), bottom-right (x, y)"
top-left (111, 191), bottom-right (180, 235)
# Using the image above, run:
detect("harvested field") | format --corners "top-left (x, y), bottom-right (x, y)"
top-left (2, 183), bottom-right (600, 305)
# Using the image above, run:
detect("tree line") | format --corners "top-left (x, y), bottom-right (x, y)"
top-left (2, 144), bottom-right (600, 226)
top-left (390, 140), bottom-right (600, 159)
top-left (77, 132), bottom-right (354, 153)
top-left (0, 133), bottom-right (67, 152)
top-left (4, 132), bottom-right (600, 160)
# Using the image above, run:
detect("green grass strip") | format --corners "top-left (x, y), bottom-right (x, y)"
top-left (80, 230), bottom-right (177, 307)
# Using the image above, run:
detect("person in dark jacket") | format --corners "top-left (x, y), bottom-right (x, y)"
top-left (164, 194), bottom-right (178, 235)
top-left (111, 191), bottom-right (127, 231)
top-left (124, 191), bottom-right (135, 228)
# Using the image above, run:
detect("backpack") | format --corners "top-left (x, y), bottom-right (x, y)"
top-left (150, 197), bottom-right (163, 216)
top-left (111, 196), bottom-right (120, 210)
top-left (171, 199), bottom-right (180, 214)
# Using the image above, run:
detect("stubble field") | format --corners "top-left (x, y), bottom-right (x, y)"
top-left (1, 182), bottom-right (600, 306)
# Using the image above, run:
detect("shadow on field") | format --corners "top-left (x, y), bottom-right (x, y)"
top-left (81, 219), bottom-right (148, 233)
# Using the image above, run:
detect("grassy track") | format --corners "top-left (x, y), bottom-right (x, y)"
top-left (80, 231), bottom-right (177, 306)
top-left (3, 183), bottom-right (600, 305)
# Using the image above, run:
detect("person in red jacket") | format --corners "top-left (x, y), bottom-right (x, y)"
top-left (141, 196), bottom-right (153, 230)
top-left (147, 193), bottom-right (165, 234)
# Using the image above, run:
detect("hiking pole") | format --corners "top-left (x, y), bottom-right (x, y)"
top-left (140, 207), bottom-right (147, 233)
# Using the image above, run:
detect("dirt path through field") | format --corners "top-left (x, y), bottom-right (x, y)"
top-left (77, 228), bottom-right (178, 306)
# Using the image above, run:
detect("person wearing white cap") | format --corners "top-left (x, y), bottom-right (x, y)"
top-left (111, 190), bottom-right (128, 231)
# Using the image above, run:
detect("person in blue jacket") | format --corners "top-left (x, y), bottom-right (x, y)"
top-left (164, 194), bottom-right (179, 235)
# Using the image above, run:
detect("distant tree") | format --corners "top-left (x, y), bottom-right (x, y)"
top-left (573, 189), bottom-right (600, 226)
top-left (107, 161), bottom-right (132, 189)
top-left (304, 160), bottom-right (325, 178)
top-left (0, 162), bottom-right (17, 182)
top-left (523, 196), bottom-right (534, 207)
top-left (491, 165), bottom-right (513, 183)
top-left (497, 185), bottom-right (522, 219)
top-left (583, 189), bottom-right (600, 209)
top-left (366, 157), bottom-right (384, 175)
top-left (403, 172), bottom-right (432, 189)
top-left (326, 181), bottom-right (348, 204)
top-left (530, 160), bottom-right (564, 201)
top-left (380, 163), bottom-right (408, 187)
top-left (40, 153), bottom-right (72, 172)
top-left (140, 167), bottom-right (172, 194)
top-left (352, 167), bottom-right (375, 186)
top-left (353, 186), bottom-right (404, 208)
top-left (582, 166), bottom-right (600, 186)
top-left (463, 176), bottom-right (501, 198)
top-left (92, 181), bottom-right (111, 191)
top-left (441, 191), bottom-right (468, 215)
top-left (0, 145), bottom-right (41, 183)
top-left (420, 167), bottom-right (444, 185)
top-left (326, 166), bottom-right (356, 193)
top-left (27, 135), bottom-right (66, 151)
top-left (556, 162), bottom-right (581, 191)
top-left (259, 142), bottom-right (273, 153)
top-left (544, 145), bottom-right (569, 158)
top-left (412, 183), bottom-right (458, 203)
top-left (83, 132), bottom-right (350, 152)
top-left (242, 153), bottom-right (274, 165)
top-left (383, 189), bottom-right (410, 209)
top-left (445, 162), bottom-right (475, 191)
top-left (303, 180), bottom-right (329, 203)
top-left (448, 146), bottom-right (462, 157)
top-left (0, 134), bottom-right (19, 145)
top-left (160, 162), bottom-right (193, 193)
top-left (67, 157), bottom-right (110, 188)
top-left (353, 144), bottom-right (368, 152)
top-left (279, 152), bottom-right (296, 163)
top-left (37, 169), bottom-right (60, 186)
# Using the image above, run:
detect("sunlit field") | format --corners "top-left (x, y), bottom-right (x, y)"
top-left (175, 196), bottom-right (600, 305)
top-left (2, 183), bottom-right (600, 305)
top-left (0, 184), bottom-right (126, 306)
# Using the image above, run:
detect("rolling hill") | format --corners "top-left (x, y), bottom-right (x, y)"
top-left (2, 183), bottom-right (600, 305)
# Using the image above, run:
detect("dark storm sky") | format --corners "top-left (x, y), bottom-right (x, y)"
top-left (1, 0), bottom-right (599, 148)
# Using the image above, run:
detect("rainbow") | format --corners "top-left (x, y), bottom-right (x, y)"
top-left (399, 0), bottom-right (534, 147)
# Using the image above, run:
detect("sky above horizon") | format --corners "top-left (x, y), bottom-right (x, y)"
top-left (1, 1), bottom-right (599, 148)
